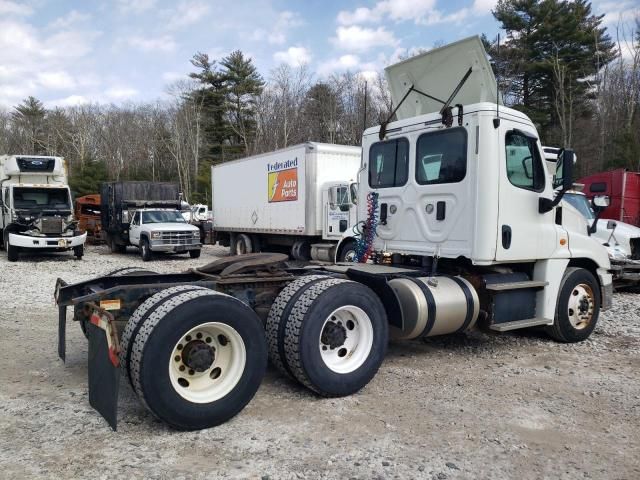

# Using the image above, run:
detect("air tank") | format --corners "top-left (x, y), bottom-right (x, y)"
top-left (388, 276), bottom-right (479, 339)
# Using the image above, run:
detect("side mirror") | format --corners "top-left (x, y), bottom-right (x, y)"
top-left (592, 195), bottom-right (610, 210)
top-left (555, 149), bottom-right (574, 191)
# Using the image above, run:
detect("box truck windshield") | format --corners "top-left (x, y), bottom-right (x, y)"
top-left (13, 187), bottom-right (71, 210)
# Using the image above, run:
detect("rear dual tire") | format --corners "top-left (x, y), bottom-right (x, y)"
top-left (124, 288), bottom-right (267, 430)
top-left (268, 277), bottom-right (388, 397)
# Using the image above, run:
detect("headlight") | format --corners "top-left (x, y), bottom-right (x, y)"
top-left (151, 231), bottom-right (162, 239)
top-left (192, 231), bottom-right (200, 238)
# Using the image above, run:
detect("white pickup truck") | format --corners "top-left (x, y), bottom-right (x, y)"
top-left (128, 208), bottom-right (201, 261)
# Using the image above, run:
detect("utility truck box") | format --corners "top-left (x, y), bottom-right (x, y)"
top-left (0, 154), bottom-right (86, 261)
top-left (212, 142), bottom-right (361, 261)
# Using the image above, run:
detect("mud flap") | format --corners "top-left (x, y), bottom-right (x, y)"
top-left (87, 313), bottom-right (120, 431)
top-left (58, 305), bottom-right (66, 362)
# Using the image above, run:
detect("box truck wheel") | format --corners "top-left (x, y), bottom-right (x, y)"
top-left (120, 285), bottom-right (209, 390)
top-left (140, 238), bottom-right (152, 261)
top-left (546, 267), bottom-right (600, 343)
top-left (4, 233), bottom-right (18, 262)
top-left (74, 245), bottom-right (84, 259)
top-left (283, 278), bottom-right (388, 396)
top-left (129, 289), bottom-right (267, 430)
top-left (234, 234), bottom-right (253, 255)
top-left (189, 249), bottom-right (201, 259)
top-left (337, 239), bottom-right (357, 262)
top-left (291, 240), bottom-right (311, 261)
top-left (266, 275), bottom-right (331, 377)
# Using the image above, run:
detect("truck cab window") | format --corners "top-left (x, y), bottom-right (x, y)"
top-left (131, 212), bottom-right (140, 225)
top-left (350, 183), bottom-right (358, 205)
top-left (416, 128), bottom-right (467, 185)
top-left (369, 138), bottom-right (409, 188)
top-left (505, 131), bottom-right (545, 191)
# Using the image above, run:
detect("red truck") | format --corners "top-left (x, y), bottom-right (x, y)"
top-left (579, 169), bottom-right (640, 227)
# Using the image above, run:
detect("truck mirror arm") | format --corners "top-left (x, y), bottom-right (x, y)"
top-left (538, 187), bottom-right (570, 214)
top-left (588, 205), bottom-right (608, 236)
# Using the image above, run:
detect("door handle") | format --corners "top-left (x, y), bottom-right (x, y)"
top-left (380, 203), bottom-right (388, 225)
top-left (502, 225), bottom-right (512, 249)
top-left (436, 201), bottom-right (446, 221)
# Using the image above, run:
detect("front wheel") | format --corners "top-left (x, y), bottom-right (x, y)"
top-left (5, 234), bottom-right (19, 262)
top-left (337, 239), bottom-right (357, 262)
top-left (74, 245), bottom-right (84, 259)
top-left (189, 249), bottom-right (201, 259)
top-left (546, 267), bottom-right (600, 343)
top-left (140, 238), bottom-right (152, 262)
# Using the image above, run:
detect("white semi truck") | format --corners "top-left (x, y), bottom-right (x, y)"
top-left (212, 143), bottom-right (361, 261)
top-left (56, 36), bottom-right (613, 431)
top-left (0, 155), bottom-right (86, 261)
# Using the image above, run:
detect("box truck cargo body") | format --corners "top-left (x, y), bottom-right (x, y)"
top-left (212, 142), bottom-right (361, 260)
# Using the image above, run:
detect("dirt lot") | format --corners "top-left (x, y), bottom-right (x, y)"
top-left (0, 244), bottom-right (638, 479)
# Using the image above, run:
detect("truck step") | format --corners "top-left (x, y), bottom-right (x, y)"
top-left (485, 280), bottom-right (548, 291)
top-left (490, 318), bottom-right (551, 332)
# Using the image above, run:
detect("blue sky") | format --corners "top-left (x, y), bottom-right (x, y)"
top-left (0, 0), bottom-right (633, 108)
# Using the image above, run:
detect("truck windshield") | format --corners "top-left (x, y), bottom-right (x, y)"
top-left (141, 210), bottom-right (186, 224)
top-left (13, 187), bottom-right (71, 210)
top-left (564, 193), bottom-right (595, 220)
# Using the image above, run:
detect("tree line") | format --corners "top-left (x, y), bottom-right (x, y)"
top-left (0, 0), bottom-right (638, 202)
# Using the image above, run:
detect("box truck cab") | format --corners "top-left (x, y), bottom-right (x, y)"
top-left (0, 155), bottom-right (86, 261)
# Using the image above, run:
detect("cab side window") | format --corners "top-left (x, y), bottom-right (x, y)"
top-left (416, 128), bottom-right (467, 185)
top-left (131, 211), bottom-right (140, 225)
top-left (505, 131), bottom-right (545, 191)
top-left (369, 138), bottom-right (409, 188)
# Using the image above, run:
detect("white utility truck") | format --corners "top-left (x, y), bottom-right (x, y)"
top-left (56, 36), bottom-right (613, 431)
top-left (212, 143), bottom-right (361, 261)
top-left (0, 155), bottom-right (86, 261)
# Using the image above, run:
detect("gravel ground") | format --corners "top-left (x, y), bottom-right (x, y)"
top-left (0, 244), bottom-right (639, 480)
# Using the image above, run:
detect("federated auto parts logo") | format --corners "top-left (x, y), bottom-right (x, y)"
top-left (267, 158), bottom-right (298, 202)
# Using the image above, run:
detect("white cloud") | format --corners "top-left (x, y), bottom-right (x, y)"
top-left (105, 86), bottom-right (139, 100)
top-left (116, 0), bottom-right (157, 14)
top-left (165, 0), bottom-right (211, 30)
top-left (273, 46), bottom-right (311, 67)
top-left (331, 26), bottom-right (399, 52)
top-left (337, 7), bottom-right (381, 25)
top-left (46, 95), bottom-right (89, 108)
top-left (0, 0), bottom-right (33, 16)
top-left (128, 35), bottom-right (177, 53)
top-left (162, 71), bottom-right (186, 83)
top-left (317, 54), bottom-right (362, 76)
top-left (37, 71), bottom-right (76, 90)
top-left (250, 10), bottom-right (304, 45)
top-left (337, 0), bottom-right (437, 25)
top-left (49, 10), bottom-right (92, 29)
top-left (472, 0), bottom-right (497, 14)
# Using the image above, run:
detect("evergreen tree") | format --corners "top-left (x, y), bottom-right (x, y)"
top-left (69, 159), bottom-right (109, 197)
top-left (11, 96), bottom-right (47, 154)
top-left (491, 0), bottom-right (616, 143)
top-left (220, 50), bottom-right (264, 155)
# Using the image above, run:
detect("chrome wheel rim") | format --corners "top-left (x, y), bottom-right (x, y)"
top-left (169, 322), bottom-right (246, 403)
top-left (318, 306), bottom-right (373, 374)
top-left (567, 283), bottom-right (595, 330)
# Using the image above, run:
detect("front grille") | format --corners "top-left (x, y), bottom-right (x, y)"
top-left (41, 218), bottom-right (64, 234)
top-left (159, 231), bottom-right (197, 245)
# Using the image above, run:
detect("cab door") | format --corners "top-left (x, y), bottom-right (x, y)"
top-left (129, 211), bottom-right (141, 245)
top-left (496, 124), bottom-right (557, 260)
top-left (323, 184), bottom-right (351, 240)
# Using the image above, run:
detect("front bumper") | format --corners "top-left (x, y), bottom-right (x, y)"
top-left (597, 267), bottom-right (613, 311)
top-left (149, 240), bottom-right (201, 253)
top-left (9, 232), bottom-right (87, 249)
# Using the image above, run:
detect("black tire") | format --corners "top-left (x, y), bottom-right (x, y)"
top-left (6, 235), bottom-right (18, 262)
top-left (546, 267), bottom-right (600, 343)
top-left (109, 235), bottom-right (126, 254)
top-left (120, 285), bottom-right (208, 389)
top-left (234, 234), bottom-right (253, 255)
top-left (74, 244), bottom-right (84, 259)
top-left (189, 249), bottom-right (201, 259)
top-left (337, 239), bottom-right (357, 262)
top-left (283, 278), bottom-right (388, 396)
top-left (266, 275), bottom-right (331, 377)
top-left (250, 234), bottom-right (261, 253)
top-left (129, 289), bottom-right (267, 430)
top-left (140, 238), bottom-right (152, 262)
top-left (291, 240), bottom-right (311, 261)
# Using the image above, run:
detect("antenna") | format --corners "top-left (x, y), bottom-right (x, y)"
top-left (493, 34), bottom-right (501, 129)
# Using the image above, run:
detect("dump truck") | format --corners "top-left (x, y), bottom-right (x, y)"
top-left (212, 143), bottom-right (361, 261)
top-left (101, 181), bottom-right (201, 260)
top-left (1, 154), bottom-right (86, 261)
top-left (55, 36), bottom-right (612, 431)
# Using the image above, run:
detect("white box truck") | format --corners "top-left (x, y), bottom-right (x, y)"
top-left (0, 155), bottom-right (86, 261)
top-left (212, 142), bottom-right (361, 261)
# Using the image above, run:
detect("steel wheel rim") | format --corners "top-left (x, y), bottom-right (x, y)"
top-left (169, 322), bottom-right (246, 403)
top-left (343, 248), bottom-right (356, 262)
top-left (567, 283), bottom-right (595, 330)
top-left (318, 305), bottom-right (373, 374)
